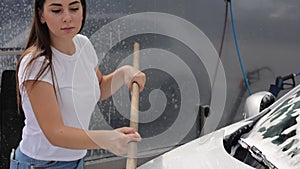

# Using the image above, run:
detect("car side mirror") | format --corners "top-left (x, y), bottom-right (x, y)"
top-left (244, 91), bottom-right (275, 118)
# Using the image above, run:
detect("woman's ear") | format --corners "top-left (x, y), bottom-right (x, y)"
top-left (38, 8), bottom-right (46, 24)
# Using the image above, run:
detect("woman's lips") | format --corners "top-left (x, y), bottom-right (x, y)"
top-left (61, 27), bottom-right (75, 33)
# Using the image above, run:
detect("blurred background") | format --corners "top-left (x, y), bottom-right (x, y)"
top-left (1, 0), bottom-right (300, 168)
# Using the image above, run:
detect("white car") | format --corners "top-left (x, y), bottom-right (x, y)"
top-left (139, 84), bottom-right (300, 169)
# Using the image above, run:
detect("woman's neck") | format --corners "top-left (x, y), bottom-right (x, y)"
top-left (51, 36), bottom-right (76, 56)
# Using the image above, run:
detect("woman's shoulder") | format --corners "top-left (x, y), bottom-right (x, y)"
top-left (73, 34), bottom-right (90, 44)
top-left (19, 50), bottom-right (48, 70)
top-left (21, 52), bottom-right (46, 63)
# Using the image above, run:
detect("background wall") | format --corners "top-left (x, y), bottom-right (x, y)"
top-left (1, 0), bottom-right (299, 167)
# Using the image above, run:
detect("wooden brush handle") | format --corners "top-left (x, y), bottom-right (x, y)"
top-left (126, 42), bottom-right (140, 169)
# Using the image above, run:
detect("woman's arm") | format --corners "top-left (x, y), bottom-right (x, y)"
top-left (24, 80), bottom-right (141, 155)
top-left (96, 65), bottom-right (146, 101)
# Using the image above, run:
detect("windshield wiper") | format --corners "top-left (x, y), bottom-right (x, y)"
top-left (238, 139), bottom-right (278, 169)
top-left (223, 109), bottom-right (272, 153)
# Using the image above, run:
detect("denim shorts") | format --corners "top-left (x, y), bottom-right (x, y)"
top-left (10, 147), bottom-right (84, 169)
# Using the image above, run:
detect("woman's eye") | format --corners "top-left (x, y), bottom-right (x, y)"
top-left (51, 9), bottom-right (61, 13)
top-left (70, 8), bottom-right (79, 11)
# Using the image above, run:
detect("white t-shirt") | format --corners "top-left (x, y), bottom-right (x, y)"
top-left (18, 34), bottom-right (100, 161)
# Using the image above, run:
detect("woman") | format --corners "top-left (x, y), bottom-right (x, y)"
top-left (10, 0), bottom-right (146, 168)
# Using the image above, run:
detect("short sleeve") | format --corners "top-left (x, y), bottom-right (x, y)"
top-left (87, 39), bottom-right (99, 68)
top-left (18, 54), bottom-right (53, 88)
top-left (74, 34), bottom-right (99, 68)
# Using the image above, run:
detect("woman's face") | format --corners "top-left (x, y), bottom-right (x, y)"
top-left (40, 0), bottom-right (83, 40)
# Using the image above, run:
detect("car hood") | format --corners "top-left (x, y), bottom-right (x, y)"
top-left (139, 85), bottom-right (300, 169)
top-left (138, 128), bottom-right (254, 169)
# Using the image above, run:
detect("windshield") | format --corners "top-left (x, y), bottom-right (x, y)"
top-left (242, 89), bottom-right (300, 169)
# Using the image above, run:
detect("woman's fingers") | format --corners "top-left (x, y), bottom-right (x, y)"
top-left (129, 71), bottom-right (146, 92)
top-left (107, 128), bottom-right (141, 156)
top-left (116, 127), bottom-right (141, 141)
top-left (122, 65), bottom-right (146, 92)
top-left (116, 127), bottom-right (135, 134)
top-left (133, 72), bottom-right (146, 90)
top-left (126, 133), bottom-right (142, 142)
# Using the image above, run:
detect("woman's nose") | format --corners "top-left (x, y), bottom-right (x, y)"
top-left (62, 10), bottom-right (72, 23)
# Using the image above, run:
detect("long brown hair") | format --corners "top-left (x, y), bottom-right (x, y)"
top-left (16, 0), bottom-right (87, 110)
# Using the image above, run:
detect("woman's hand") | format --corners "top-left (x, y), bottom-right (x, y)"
top-left (87, 127), bottom-right (141, 156)
top-left (122, 65), bottom-right (146, 92)
top-left (97, 65), bottom-right (146, 101)
top-left (103, 127), bottom-right (142, 156)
